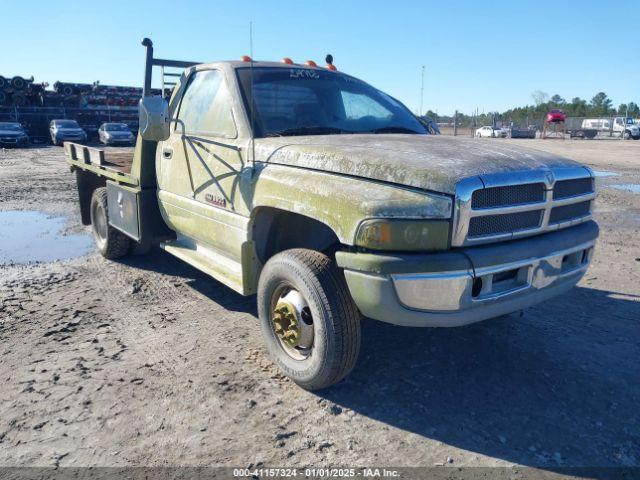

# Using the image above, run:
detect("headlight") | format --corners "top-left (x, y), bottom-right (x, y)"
top-left (355, 219), bottom-right (450, 251)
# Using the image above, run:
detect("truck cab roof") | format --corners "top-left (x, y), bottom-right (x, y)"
top-left (194, 60), bottom-right (332, 70)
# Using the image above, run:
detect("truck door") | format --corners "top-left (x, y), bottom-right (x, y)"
top-left (156, 68), bottom-right (246, 259)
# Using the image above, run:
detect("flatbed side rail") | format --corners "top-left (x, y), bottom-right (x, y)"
top-left (65, 142), bottom-right (105, 166)
top-left (64, 142), bottom-right (139, 186)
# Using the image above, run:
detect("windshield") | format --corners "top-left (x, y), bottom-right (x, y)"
top-left (0, 123), bottom-right (23, 131)
top-left (236, 67), bottom-right (426, 137)
top-left (56, 120), bottom-right (80, 128)
top-left (104, 123), bottom-right (129, 131)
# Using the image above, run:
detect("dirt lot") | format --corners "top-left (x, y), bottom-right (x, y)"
top-left (0, 139), bottom-right (638, 473)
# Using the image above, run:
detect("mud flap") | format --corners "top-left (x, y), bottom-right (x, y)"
top-left (75, 169), bottom-right (106, 225)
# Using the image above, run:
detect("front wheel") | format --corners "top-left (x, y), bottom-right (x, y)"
top-left (257, 249), bottom-right (361, 390)
top-left (623, 130), bottom-right (631, 140)
top-left (90, 187), bottom-right (131, 259)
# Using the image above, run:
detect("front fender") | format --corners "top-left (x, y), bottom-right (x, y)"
top-left (242, 163), bottom-right (453, 245)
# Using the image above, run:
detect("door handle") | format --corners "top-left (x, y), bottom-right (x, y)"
top-left (162, 146), bottom-right (173, 159)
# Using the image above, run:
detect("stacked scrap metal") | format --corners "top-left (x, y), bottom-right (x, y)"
top-left (85, 83), bottom-right (168, 107)
top-left (0, 75), bottom-right (47, 107)
top-left (0, 72), bottom-right (173, 141)
top-left (1, 75), bottom-right (171, 108)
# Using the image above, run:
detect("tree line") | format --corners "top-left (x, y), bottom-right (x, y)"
top-left (426, 91), bottom-right (640, 128)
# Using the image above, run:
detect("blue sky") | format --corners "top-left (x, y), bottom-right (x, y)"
top-left (2, 0), bottom-right (638, 115)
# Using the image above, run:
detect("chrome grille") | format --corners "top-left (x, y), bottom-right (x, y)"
top-left (452, 167), bottom-right (596, 246)
top-left (549, 201), bottom-right (591, 224)
top-left (468, 210), bottom-right (543, 237)
top-left (553, 178), bottom-right (594, 200)
top-left (472, 183), bottom-right (545, 209)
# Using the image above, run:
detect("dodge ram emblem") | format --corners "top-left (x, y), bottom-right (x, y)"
top-left (545, 171), bottom-right (555, 185)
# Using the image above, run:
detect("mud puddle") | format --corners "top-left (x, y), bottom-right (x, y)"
top-left (610, 184), bottom-right (640, 194)
top-left (0, 210), bottom-right (92, 265)
top-left (592, 170), bottom-right (619, 178)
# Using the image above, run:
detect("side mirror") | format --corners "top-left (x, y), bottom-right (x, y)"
top-left (139, 96), bottom-right (170, 141)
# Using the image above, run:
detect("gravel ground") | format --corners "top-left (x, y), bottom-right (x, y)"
top-left (0, 141), bottom-right (638, 474)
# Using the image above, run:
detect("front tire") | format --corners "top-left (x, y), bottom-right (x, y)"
top-left (257, 249), bottom-right (361, 390)
top-left (90, 187), bottom-right (130, 259)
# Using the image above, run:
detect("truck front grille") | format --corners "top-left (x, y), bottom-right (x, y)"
top-left (553, 178), bottom-right (594, 199)
top-left (549, 201), bottom-right (591, 224)
top-left (468, 210), bottom-right (543, 237)
top-left (453, 168), bottom-right (596, 246)
top-left (471, 183), bottom-right (545, 209)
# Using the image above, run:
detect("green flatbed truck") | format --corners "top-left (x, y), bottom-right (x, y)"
top-left (66, 39), bottom-right (599, 390)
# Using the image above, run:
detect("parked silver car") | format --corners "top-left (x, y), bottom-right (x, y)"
top-left (98, 123), bottom-right (135, 146)
top-left (50, 119), bottom-right (87, 146)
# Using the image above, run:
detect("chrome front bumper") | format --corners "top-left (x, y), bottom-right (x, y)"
top-left (337, 222), bottom-right (598, 327)
top-left (392, 241), bottom-right (594, 313)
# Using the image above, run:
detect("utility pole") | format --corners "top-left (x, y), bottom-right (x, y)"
top-left (454, 110), bottom-right (458, 136)
top-left (419, 65), bottom-right (425, 117)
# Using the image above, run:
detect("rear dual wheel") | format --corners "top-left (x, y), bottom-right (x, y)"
top-left (90, 188), bottom-right (151, 259)
top-left (90, 187), bottom-right (130, 259)
top-left (258, 249), bottom-right (361, 390)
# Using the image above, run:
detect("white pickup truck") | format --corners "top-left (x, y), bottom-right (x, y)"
top-left (582, 117), bottom-right (640, 139)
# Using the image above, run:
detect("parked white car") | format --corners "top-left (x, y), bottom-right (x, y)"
top-left (475, 126), bottom-right (502, 138)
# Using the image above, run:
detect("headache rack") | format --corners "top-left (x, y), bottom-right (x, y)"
top-left (141, 38), bottom-right (200, 99)
top-left (452, 167), bottom-right (596, 246)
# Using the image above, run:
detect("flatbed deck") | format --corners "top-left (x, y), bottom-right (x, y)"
top-left (64, 142), bottom-right (138, 186)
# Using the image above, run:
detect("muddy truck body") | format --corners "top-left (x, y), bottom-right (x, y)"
top-left (66, 39), bottom-right (599, 390)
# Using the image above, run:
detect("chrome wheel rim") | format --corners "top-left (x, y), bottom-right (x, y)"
top-left (270, 284), bottom-right (314, 360)
top-left (92, 201), bottom-right (108, 249)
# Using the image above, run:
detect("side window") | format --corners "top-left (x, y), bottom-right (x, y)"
top-left (341, 91), bottom-right (392, 120)
top-left (176, 70), bottom-right (237, 138)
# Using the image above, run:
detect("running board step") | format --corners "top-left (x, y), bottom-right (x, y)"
top-left (160, 237), bottom-right (244, 294)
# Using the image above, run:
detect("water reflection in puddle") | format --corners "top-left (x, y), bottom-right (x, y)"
top-left (610, 184), bottom-right (640, 194)
top-left (0, 211), bottom-right (92, 265)
top-left (592, 170), bottom-right (620, 178)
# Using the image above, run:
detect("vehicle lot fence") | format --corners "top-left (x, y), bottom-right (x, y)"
top-left (0, 106), bottom-right (139, 143)
top-left (436, 112), bottom-right (639, 140)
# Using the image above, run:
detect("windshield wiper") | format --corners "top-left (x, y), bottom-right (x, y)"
top-left (369, 126), bottom-right (422, 134)
top-left (265, 126), bottom-right (352, 137)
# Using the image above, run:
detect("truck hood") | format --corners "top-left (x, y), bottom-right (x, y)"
top-left (256, 134), bottom-right (582, 195)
